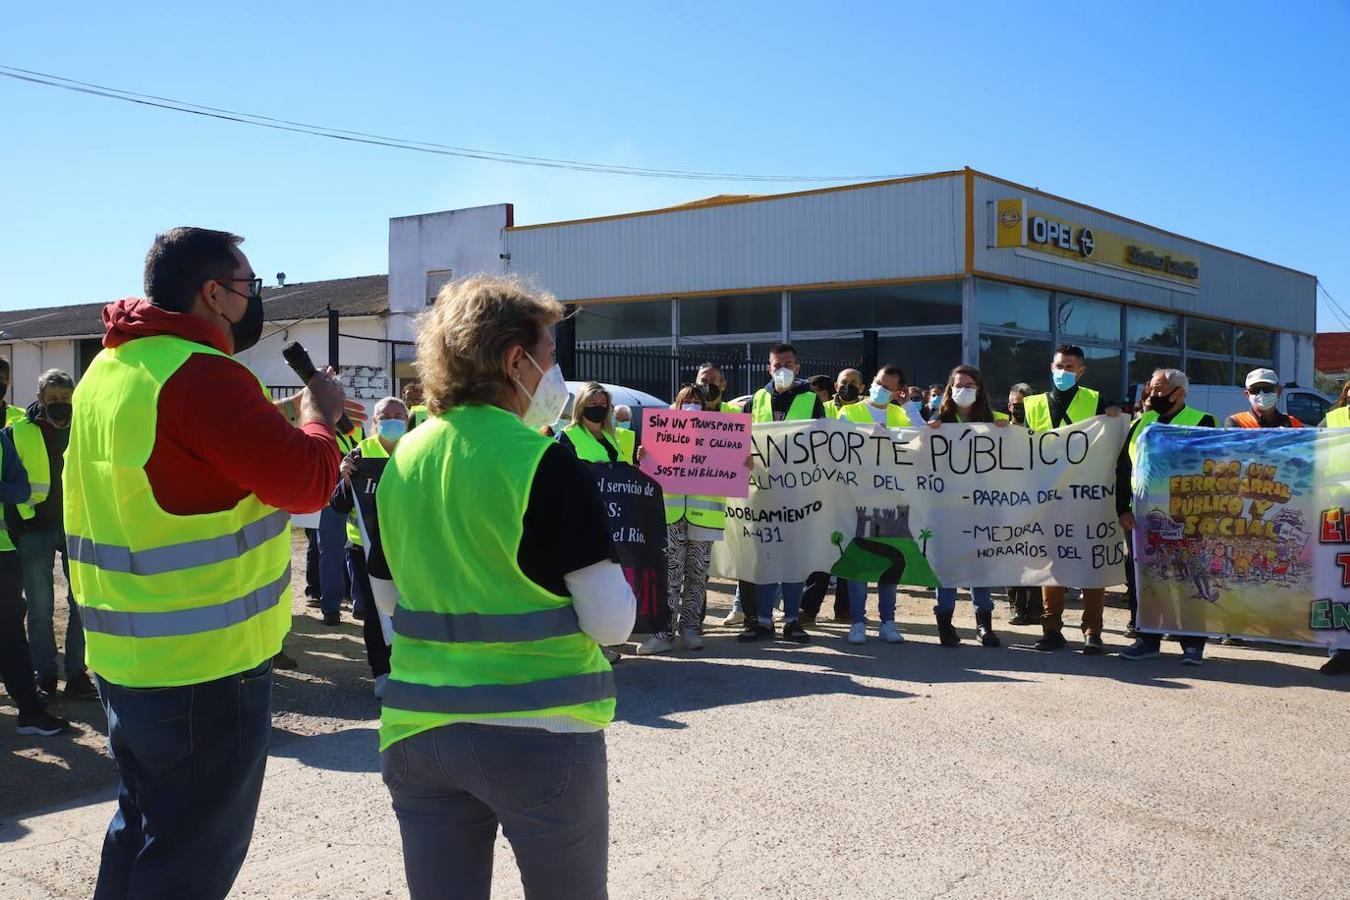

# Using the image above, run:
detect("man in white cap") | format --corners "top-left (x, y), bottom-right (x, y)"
top-left (1224, 368), bottom-right (1306, 428)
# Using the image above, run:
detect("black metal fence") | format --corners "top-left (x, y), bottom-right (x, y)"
top-left (572, 343), bottom-right (860, 402)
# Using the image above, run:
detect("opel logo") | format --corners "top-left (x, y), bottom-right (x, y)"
top-left (998, 207), bottom-right (1022, 229)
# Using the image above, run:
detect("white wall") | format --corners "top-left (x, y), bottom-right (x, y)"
top-left (2, 339), bottom-right (79, 408)
top-left (387, 205), bottom-right (512, 343)
top-left (235, 315), bottom-right (391, 417)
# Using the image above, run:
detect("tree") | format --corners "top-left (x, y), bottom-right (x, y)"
top-left (919, 528), bottom-right (933, 555)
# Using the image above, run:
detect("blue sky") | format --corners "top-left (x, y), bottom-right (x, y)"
top-left (3, 2), bottom-right (1348, 328)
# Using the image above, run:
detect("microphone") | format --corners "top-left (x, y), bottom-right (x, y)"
top-left (282, 341), bottom-right (355, 434)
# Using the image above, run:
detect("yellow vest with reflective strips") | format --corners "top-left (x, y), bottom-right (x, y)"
top-left (1327, 406), bottom-right (1350, 428)
top-left (9, 418), bottom-right (50, 520)
top-left (346, 434), bottom-right (390, 546)
top-left (662, 402), bottom-right (738, 532)
top-left (377, 404), bottom-right (615, 751)
top-left (0, 436), bottom-right (15, 552)
top-left (1, 404), bottom-right (24, 428)
top-left (1024, 387), bottom-right (1100, 432)
top-left (752, 389), bottom-right (816, 423)
top-left (64, 335), bottom-right (291, 688)
top-left (1128, 406), bottom-right (1209, 466)
top-left (563, 423), bottom-right (634, 463)
top-left (839, 401), bottom-right (913, 427)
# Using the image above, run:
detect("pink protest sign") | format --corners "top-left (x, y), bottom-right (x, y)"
top-left (639, 408), bottom-right (752, 499)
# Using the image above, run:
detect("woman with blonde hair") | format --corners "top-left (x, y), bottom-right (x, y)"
top-left (559, 381), bottom-right (635, 464)
top-left (375, 275), bottom-right (635, 899)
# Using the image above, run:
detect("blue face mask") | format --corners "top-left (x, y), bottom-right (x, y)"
top-left (1051, 368), bottom-right (1078, 391)
top-left (378, 419), bottom-right (407, 441)
top-left (615, 420), bottom-right (631, 430)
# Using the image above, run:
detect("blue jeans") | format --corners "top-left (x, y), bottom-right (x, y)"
top-left (318, 506), bottom-right (349, 616)
top-left (94, 660), bottom-right (274, 900)
top-left (754, 582), bottom-right (803, 624)
top-left (935, 587), bottom-right (994, 614)
top-left (18, 526), bottom-right (84, 679)
top-left (383, 724), bottom-right (609, 900)
top-left (847, 581), bottom-right (897, 624)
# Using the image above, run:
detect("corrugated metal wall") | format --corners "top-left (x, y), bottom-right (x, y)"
top-left (971, 174), bottom-right (1316, 333)
top-left (505, 174), bottom-right (965, 301)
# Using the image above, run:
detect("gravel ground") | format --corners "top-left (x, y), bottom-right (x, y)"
top-left (2, 530), bottom-right (1348, 898)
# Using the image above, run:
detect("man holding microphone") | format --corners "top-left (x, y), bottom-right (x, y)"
top-left (65, 227), bottom-right (352, 899)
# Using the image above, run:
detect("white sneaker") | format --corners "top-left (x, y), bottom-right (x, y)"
top-left (373, 674), bottom-right (388, 699)
top-left (637, 635), bottom-right (677, 655)
top-left (847, 623), bottom-right (867, 644)
top-left (879, 622), bottom-right (904, 644)
top-left (721, 609), bottom-right (745, 627)
top-left (679, 628), bottom-right (704, 651)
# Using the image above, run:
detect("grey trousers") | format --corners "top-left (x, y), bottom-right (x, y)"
top-left (381, 723), bottom-right (609, 900)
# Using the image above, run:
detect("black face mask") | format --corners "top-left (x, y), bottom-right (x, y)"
top-left (837, 383), bottom-right (860, 403)
top-left (45, 402), bottom-right (72, 426)
top-left (219, 283), bottom-right (264, 354)
top-left (1010, 402), bottom-right (1026, 422)
top-left (582, 406), bottom-right (609, 424)
top-left (697, 382), bottom-right (721, 403)
top-left (1146, 390), bottom-right (1179, 413)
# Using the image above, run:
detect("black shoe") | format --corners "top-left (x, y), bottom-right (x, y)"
top-left (781, 621), bottom-right (811, 644)
top-left (62, 671), bottom-right (99, 700)
top-left (1081, 633), bottom-right (1105, 655)
top-left (736, 622), bottom-right (775, 643)
top-left (273, 651), bottom-right (298, 670)
top-left (16, 709), bottom-right (69, 736)
top-left (352, 606), bottom-right (367, 621)
top-left (322, 612), bottom-right (341, 626)
top-left (1033, 629), bottom-right (1066, 651)
top-left (306, 597), bottom-right (323, 609)
top-left (975, 610), bottom-right (1001, 648)
top-left (37, 673), bottom-right (58, 696)
top-left (1320, 653), bottom-right (1350, 676)
top-left (1007, 611), bottom-right (1038, 626)
top-left (935, 611), bottom-right (961, 647)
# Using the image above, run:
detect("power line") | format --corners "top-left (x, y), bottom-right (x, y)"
top-left (1318, 281), bottom-right (1350, 331)
top-left (0, 64), bottom-right (923, 184)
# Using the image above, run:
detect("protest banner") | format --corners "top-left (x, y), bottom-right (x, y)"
top-left (639, 407), bottom-right (752, 499)
top-left (709, 416), bottom-right (1129, 588)
top-left (1133, 425), bottom-right (1350, 649)
top-left (584, 461), bottom-right (670, 635)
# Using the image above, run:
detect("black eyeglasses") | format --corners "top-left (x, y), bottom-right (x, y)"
top-left (1246, 385), bottom-right (1276, 395)
top-left (218, 277), bottom-right (263, 298)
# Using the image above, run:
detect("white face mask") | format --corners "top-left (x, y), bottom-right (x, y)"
top-left (681, 403), bottom-right (703, 412)
top-left (514, 351), bottom-right (568, 430)
top-left (1253, 391), bottom-right (1278, 411)
top-left (951, 387), bottom-right (978, 409)
top-left (771, 367), bottom-right (796, 392)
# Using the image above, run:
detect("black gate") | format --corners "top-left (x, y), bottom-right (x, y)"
top-left (573, 343), bottom-right (860, 403)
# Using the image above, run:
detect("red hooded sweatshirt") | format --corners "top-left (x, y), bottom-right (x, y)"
top-left (101, 298), bottom-right (339, 516)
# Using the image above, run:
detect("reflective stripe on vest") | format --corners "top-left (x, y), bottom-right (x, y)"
top-left (346, 435), bottom-right (390, 546)
top-left (1023, 388), bottom-right (1099, 432)
top-left (751, 389), bottom-right (816, 423)
top-left (377, 404), bottom-right (615, 752)
top-left (664, 494), bottom-right (726, 529)
top-left (10, 419), bottom-right (50, 519)
top-left (384, 670), bottom-right (617, 716)
top-left (1327, 407), bottom-right (1350, 428)
top-left (81, 565), bottom-right (290, 638)
top-left (64, 334), bottom-right (291, 688)
top-left (393, 604), bottom-right (581, 643)
top-left (68, 508), bottom-right (290, 576)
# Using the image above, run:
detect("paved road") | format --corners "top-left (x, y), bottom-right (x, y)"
top-left (3, 584), bottom-right (1348, 899)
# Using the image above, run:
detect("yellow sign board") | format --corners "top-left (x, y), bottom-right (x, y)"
top-left (994, 198), bottom-right (1200, 285)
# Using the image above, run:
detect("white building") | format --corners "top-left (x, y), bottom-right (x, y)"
top-left (0, 275), bottom-right (394, 415)
top-left (387, 168), bottom-right (1317, 408)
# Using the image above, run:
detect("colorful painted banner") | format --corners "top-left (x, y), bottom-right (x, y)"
top-left (1133, 425), bottom-right (1350, 649)
top-left (639, 408), bottom-right (753, 499)
top-left (709, 416), bottom-right (1128, 588)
